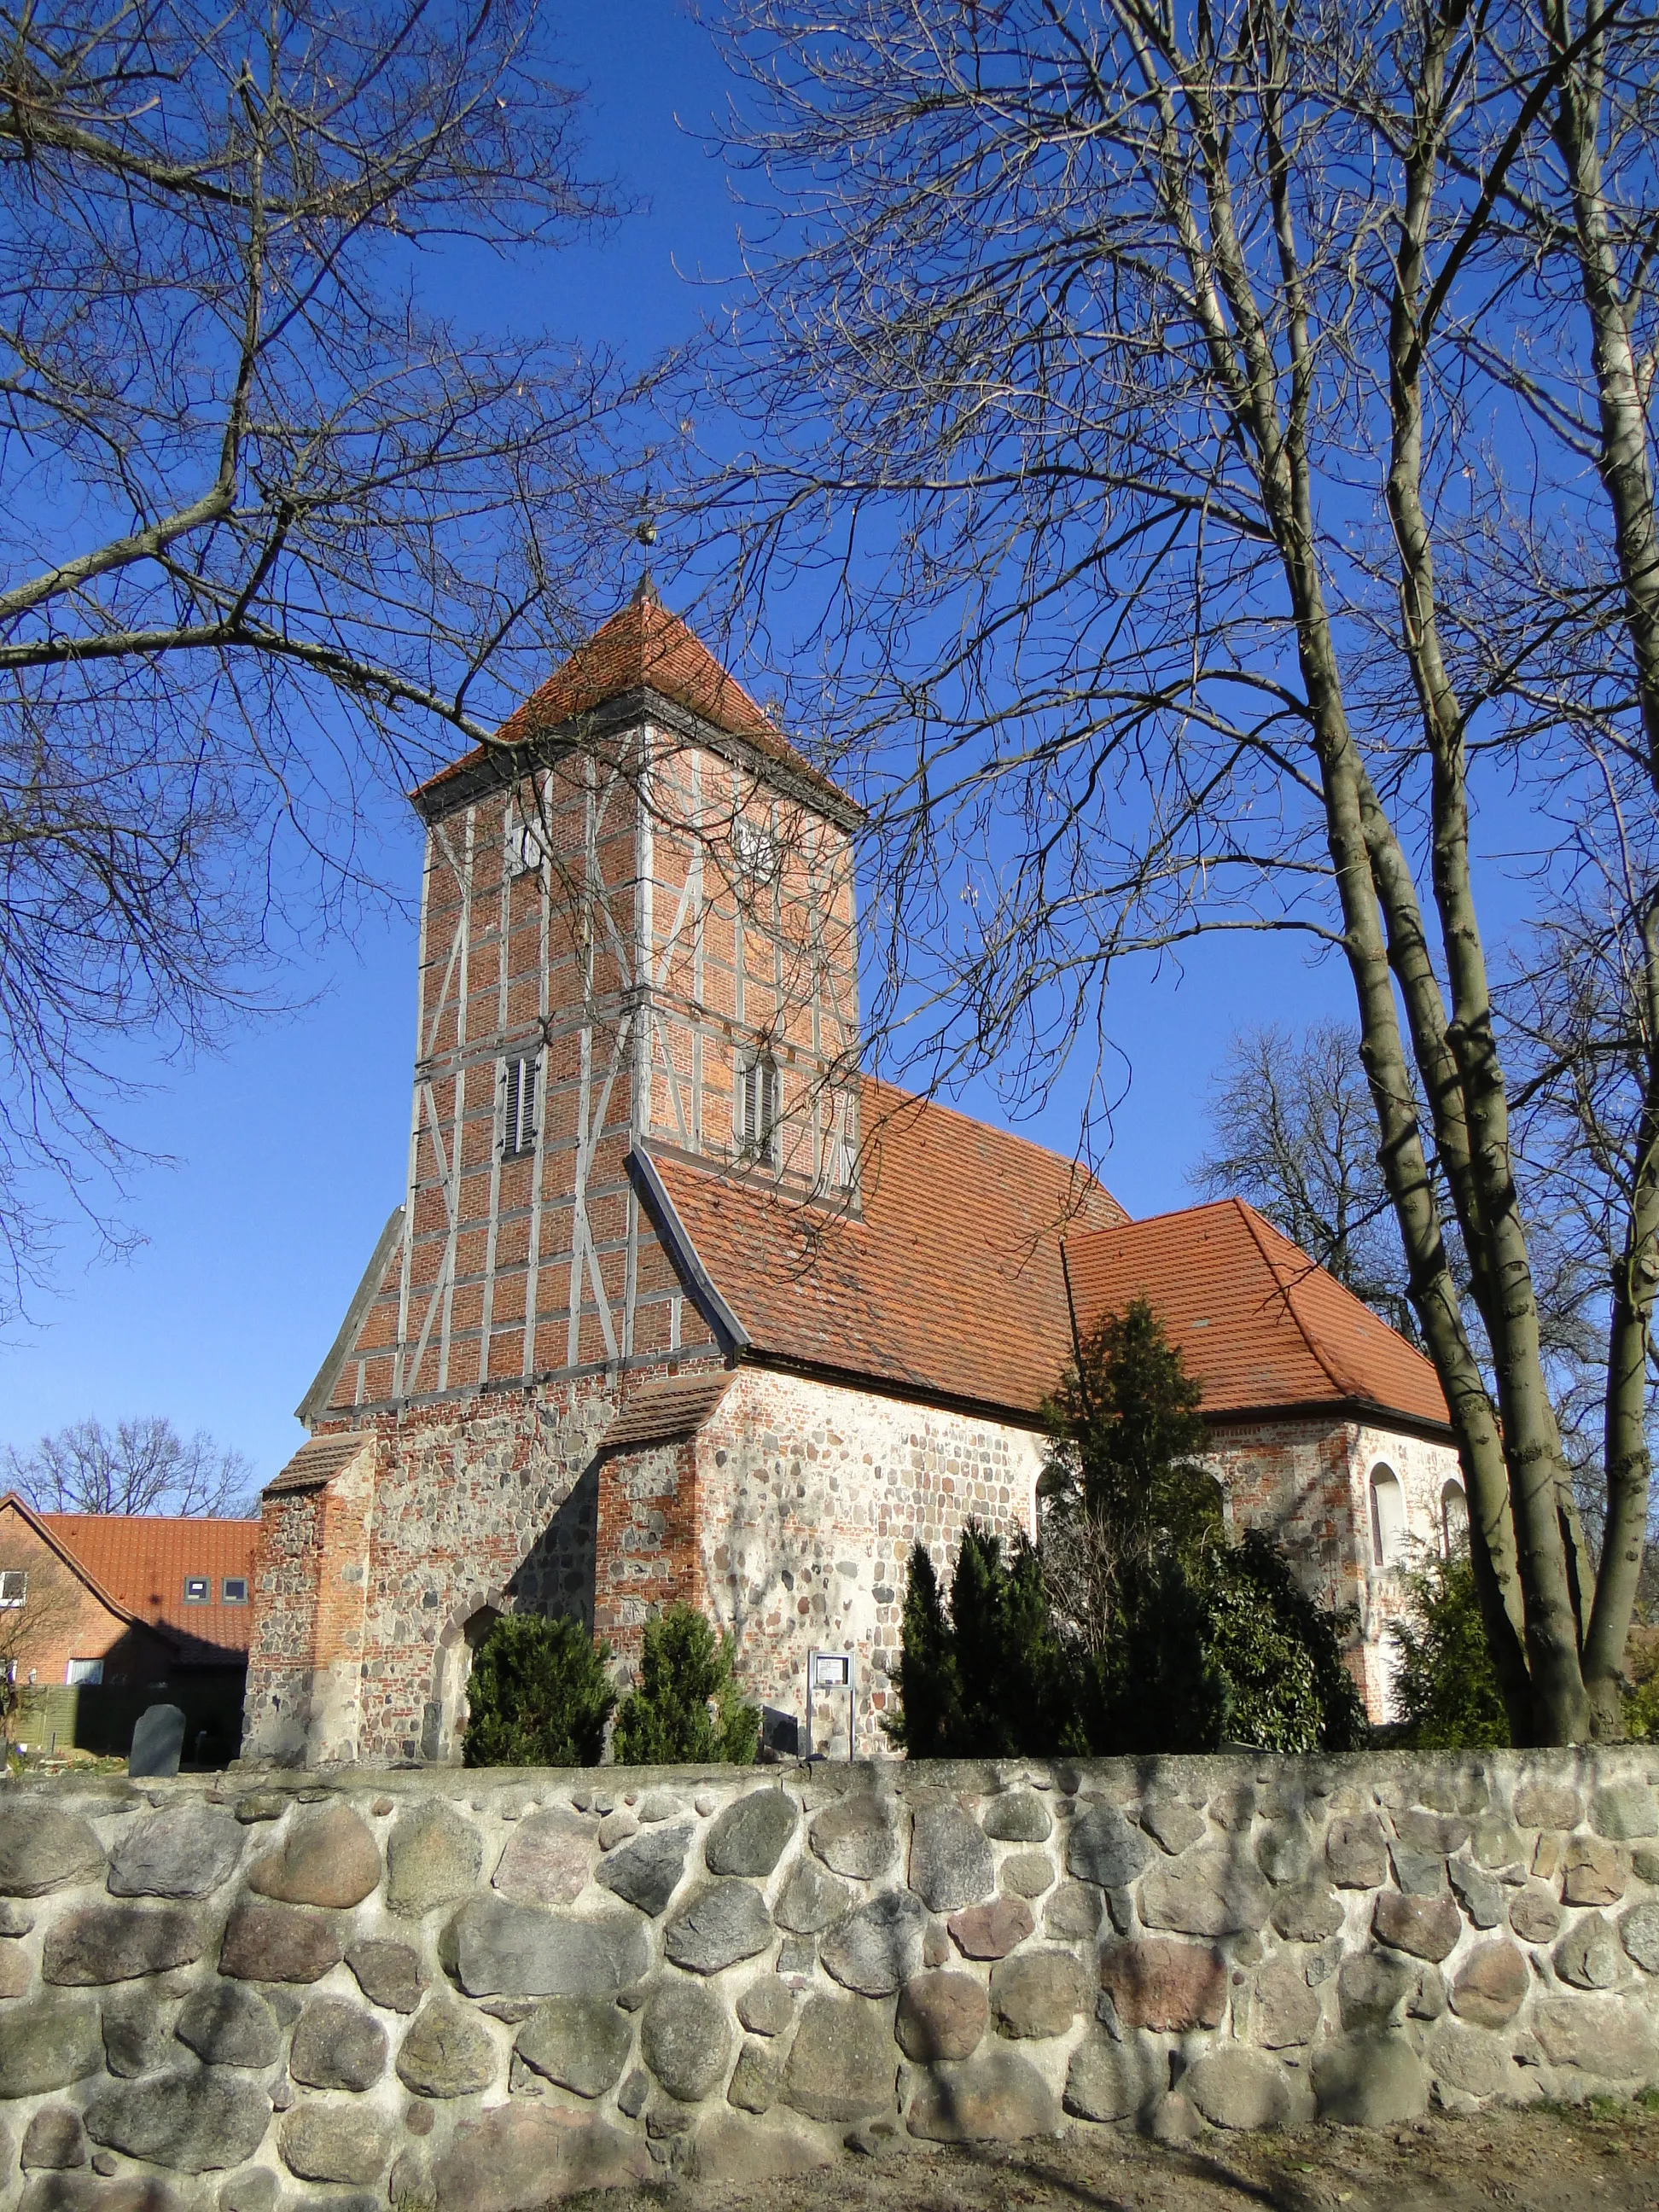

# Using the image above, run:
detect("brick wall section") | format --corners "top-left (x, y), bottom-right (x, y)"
top-left (594, 1435), bottom-right (707, 1668)
top-left (243, 1489), bottom-right (327, 1763)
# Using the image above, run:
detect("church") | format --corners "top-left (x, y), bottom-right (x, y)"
top-left (241, 588), bottom-right (1464, 1767)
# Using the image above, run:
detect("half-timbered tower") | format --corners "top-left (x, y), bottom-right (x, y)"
top-left (245, 591), bottom-right (1462, 1766)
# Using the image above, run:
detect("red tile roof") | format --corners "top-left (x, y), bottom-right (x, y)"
top-left (643, 1076), bottom-right (1128, 1419)
top-left (39, 1513), bottom-right (259, 1665)
top-left (414, 586), bottom-right (855, 817)
top-left (1062, 1197), bottom-right (1451, 1430)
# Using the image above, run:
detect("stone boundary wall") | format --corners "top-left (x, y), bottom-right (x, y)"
top-left (0, 1749), bottom-right (1657, 2212)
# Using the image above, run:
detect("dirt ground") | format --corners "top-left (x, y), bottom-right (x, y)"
top-left (617, 2098), bottom-right (1659, 2212)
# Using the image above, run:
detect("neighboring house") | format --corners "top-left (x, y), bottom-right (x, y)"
top-left (0, 1493), bottom-right (258, 1755)
top-left (245, 588), bottom-right (1461, 1767)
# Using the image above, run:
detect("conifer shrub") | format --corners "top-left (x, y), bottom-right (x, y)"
top-left (883, 1522), bottom-right (1082, 1757)
top-left (462, 1612), bottom-right (616, 1767)
top-left (611, 1603), bottom-right (760, 1765)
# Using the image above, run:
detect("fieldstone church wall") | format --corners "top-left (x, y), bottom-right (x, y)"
top-left (1, 1749), bottom-right (1657, 2212)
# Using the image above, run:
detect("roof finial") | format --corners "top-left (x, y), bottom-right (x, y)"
top-left (632, 496), bottom-right (660, 608)
top-left (630, 569), bottom-right (661, 608)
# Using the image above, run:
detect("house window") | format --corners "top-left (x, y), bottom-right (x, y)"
top-left (0, 1570), bottom-right (25, 1608)
top-left (183, 1576), bottom-right (209, 1604)
top-left (507, 817), bottom-right (545, 878)
top-left (1369, 1464), bottom-right (1407, 1568)
top-left (738, 1054), bottom-right (781, 1167)
top-left (65, 1658), bottom-right (102, 1686)
top-left (222, 1577), bottom-right (248, 1605)
top-left (733, 818), bottom-right (779, 883)
top-left (1441, 1481), bottom-right (1470, 1558)
top-left (501, 1052), bottom-right (538, 1159)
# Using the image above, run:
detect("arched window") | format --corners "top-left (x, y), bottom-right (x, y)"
top-left (1370, 1464), bottom-right (1407, 1568)
top-left (1441, 1481), bottom-right (1470, 1558)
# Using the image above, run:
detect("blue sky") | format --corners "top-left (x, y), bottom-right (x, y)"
top-left (0, 0), bottom-right (1357, 1487)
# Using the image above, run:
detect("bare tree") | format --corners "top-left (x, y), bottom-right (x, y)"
top-left (1192, 1023), bottom-right (1419, 1336)
top-left (3, 1417), bottom-right (255, 1516)
top-left (690, 0), bottom-right (1659, 1739)
top-left (0, 0), bottom-right (648, 1316)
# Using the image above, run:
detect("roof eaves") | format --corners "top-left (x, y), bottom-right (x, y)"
top-left (410, 686), bottom-right (863, 834)
top-left (626, 1147), bottom-right (750, 1360)
top-left (0, 1491), bottom-right (176, 1648)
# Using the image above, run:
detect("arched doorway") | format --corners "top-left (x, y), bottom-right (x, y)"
top-left (420, 1592), bottom-right (507, 1762)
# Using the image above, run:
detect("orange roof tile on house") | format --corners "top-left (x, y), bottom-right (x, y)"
top-left (1062, 1197), bottom-right (1452, 1432)
top-left (639, 1076), bottom-right (1127, 1419)
top-left (39, 1513), bottom-right (259, 1666)
top-left (414, 584), bottom-right (858, 821)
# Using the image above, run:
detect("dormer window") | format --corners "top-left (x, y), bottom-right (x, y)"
top-left (501, 1052), bottom-right (538, 1160)
top-left (739, 1054), bottom-right (781, 1167)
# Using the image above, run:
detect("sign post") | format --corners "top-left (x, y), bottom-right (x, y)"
top-left (806, 1649), bottom-right (855, 1763)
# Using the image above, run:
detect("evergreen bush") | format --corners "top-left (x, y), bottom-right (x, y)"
top-left (611, 1603), bottom-right (760, 1765)
top-left (883, 1522), bottom-right (1081, 1757)
top-left (1390, 1546), bottom-right (1511, 1748)
top-left (462, 1612), bottom-right (616, 1767)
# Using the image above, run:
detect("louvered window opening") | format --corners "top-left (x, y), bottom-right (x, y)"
top-left (503, 1053), bottom-right (539, 1159)
top-left (741, 1057), bottom-right (781, 1167)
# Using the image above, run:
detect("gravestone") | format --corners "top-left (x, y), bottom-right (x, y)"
top-left (128, 1704), bottom-right (186, 1780)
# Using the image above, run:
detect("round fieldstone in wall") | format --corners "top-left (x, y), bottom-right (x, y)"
top-left (706, 1790), bottom-right (798, 1877)
top-left (174, 1984), bottom-right (282, 2070)
top-left (1553, 1914), bottom-right (1623, 1991)
top-left (513, 1996), bottom-right (631, 2098)
top-left (820, 1889), bottom-right (925, 1996)
top-left (1592, 1782), bottom-right (1659, 1842)
top-left (386, 1801), bottom-right (485, 1918)
top-left (1140, 1796), bottom-right (1207, 1857)
top-left (1621, 1901), bottom-right (1659, 1973)
top-left (0, 1996), bottom-right (103, 2098)
top-left (218, 2165), bottom-right (279, 2212)
top-left (1270, 1883), bottom-right (1344, 1943)
top-left (663, 1881), bottom-right (772, 1976)
top-left (83, 2067), bottom-right (273, 2174)
top-left (1098, 1939), bottom-right (1227, 2033)
top-left (726, 2035), bottom-right (784, 2115)
top-left (1251, 1958), bottom-right (1321, 2048)
top-left (106, 1807), bottom-right (243, 1899)
top-left (774, 1860), bottom-right (851, 1936)
top-left (1063, 2032), bottom-right (1161, 2124)
top-left (1371, 1892), bottom-right (1461, 1963)
top-left (905, 2046), bottom-right (1059, 2142)
top-left (597, 1824), bottom-right (693, 1917)
top-left (44, 1901), bottom-right (207, 1985)
top-left (491, 1807), bottom-right (597, 1908)
top-left (218, 1899), bottom-right (345, 1984)
top-left (1045, 1883), bottom-right (1103, 1941)
top-left (1139, 1848), bottom-right (1271, 1940)
top-left (1509, 1885), bottom-right (1563, 1944)
top-left (21, 2106), bottom-right (86, 2172)
top-left (641, 1976), bottom-right (732, 2103)
top-left (990, 1948), bottom-right (1091, 2039)
top-left (1513, 1781), bottom-right (1582, 1831)
top-left (1324, 1815), bottom-right (1389, 1890)
top-left (278, 2104), bottom-right (393, 2187)
top-left (894, 1970), bottom-right (988, 2062)
top-left (1000, 1850), bottom-right (1053, 1900)
top-left (980, 1793), bottom-right (1052, 1845)
top-left (430, 2100), bottom-right (650, 2212)
top-left (451, 1898), bottom-right (649, 1999)
top-left (949, 1896), bottom-right (1033, 1960)
top-left (245, 1803), bottom-right (381, 1910)
top-left (1066, 1804), bottom-right (1150, 1891)
top-left (910, 1804), bottom-right (994, 1912)
top-left (782, 1994), bottom-right (894, 2124)
top-left (1183, 2047), bottom-right (1292, 2133)
top-left (346, 1936), bottom-right (426, 2013)
top-left (736, 1978), bottom-right (795, 2037)
top-left (288, 1998), bottom-right (389, 2091)
top-left (1337, 1951), bottom-right (1413, 2032)
top-left (1311, 2034), bottom-right (1428, 2126)
top-left (0, 1806), bottom-right (105, 1897)
top-left (395, 2000), bottom-right (499, 2098)
top-left (808, 1798), bottom-right (899, 1881)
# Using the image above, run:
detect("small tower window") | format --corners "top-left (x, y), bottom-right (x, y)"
top-left (739, 1054), bottom-right (781, 1167)
top-left (1369, 1464), bottom-right (1407, 1568)
top-left (1441, 1481), bottom-right (1469, 1557)
top-left (0, 1571), bottom-right (25, 1608)
top-left (733, 818), bottom-right (779, 882)
top-left (501, 1052), bottom-right (538, 1159)
top-left (507, 818), bottom-right (545, 878)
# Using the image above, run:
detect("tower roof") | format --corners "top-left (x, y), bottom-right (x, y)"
top-left (413, 585), bottom-right (858, 824)
top-left (1062, 1197), bottom-right (1452, 1431)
